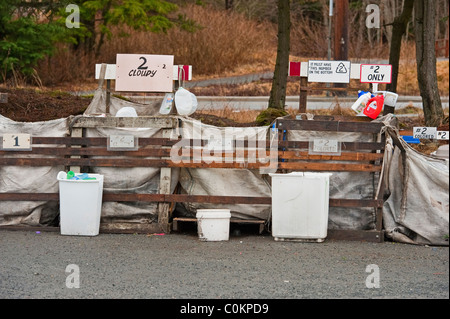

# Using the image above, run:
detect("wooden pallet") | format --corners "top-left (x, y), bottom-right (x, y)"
top-left (172, 217), bottom-right (266, 234)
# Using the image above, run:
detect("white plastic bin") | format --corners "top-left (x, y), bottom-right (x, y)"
top-left (196, 209), bottom-right (231, 241)
top-left (57, 171), bottom-right (104, 236)
top-left (269, 172), bottom-right (332, 242)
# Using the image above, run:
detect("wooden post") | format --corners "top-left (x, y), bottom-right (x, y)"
top-left (69, 127), bottom-right (83, 173)
top-left (0, 93), bottom-right (8, 103)
top-left (299, 77), bottom-right (308, 113)
top-left (158, 128), bottom-right (173, 233)
top-left (106, 79), bottom-right (111, 115)
top-left (333, 0), bottom-right (349, 96)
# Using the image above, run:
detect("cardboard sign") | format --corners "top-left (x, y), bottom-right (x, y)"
top-left (308, 60), bottom-right (351, 83)
top-left (360, 64), bottom-right (392, 83)
top-left (115, 54), bottom-right (174, 92)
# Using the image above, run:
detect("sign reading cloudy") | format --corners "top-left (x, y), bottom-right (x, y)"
top-left (115, 54), bottom-right (174, 92)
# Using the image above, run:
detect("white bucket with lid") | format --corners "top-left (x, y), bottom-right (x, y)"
top-left (196, 209), bottom-right (231, 241)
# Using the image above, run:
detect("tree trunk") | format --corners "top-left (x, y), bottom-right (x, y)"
top-left (225, 0), bottom-right (234, 10)
top-left (386, 0), bottom-right (414, 94)
top-left (268, 0), bottom-right (291, 110)
top-left (414, 0), bottom-right (444, 127)
top-left (333, 0), bottom-right (349, 96)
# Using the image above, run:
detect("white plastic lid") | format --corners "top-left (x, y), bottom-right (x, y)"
top-left (196, 209), bottom-right (231, 219)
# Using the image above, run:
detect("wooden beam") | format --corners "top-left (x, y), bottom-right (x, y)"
top-left (278, 162), bottom-right (382, 172)
top-left (327, 229), bottom-right (384, 242)
top-left (71, 116), bottom-right (177, 129)
top-left (278, 140), bottom-right (385, 151)
top-left (0, 193), bottom-right (382, 208)
top-left (279, 150), bottom-right (384, 161)
top-left (277, 119), bottom-right (384, 133)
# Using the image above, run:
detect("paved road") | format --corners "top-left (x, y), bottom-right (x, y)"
top-left (126, 95), bottom-right (449, 111)
top-left (0, 229), bottom-right (448, 304)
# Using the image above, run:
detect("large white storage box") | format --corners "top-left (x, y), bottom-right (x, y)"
top-left (57, 171), bottom-right (104, 236)
top-left (270, 172), bottom-right (332, 242)
top-left (196, 209), bottom-right (231, 241)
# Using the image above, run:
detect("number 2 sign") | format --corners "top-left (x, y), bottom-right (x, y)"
top-left (115, 54), bottom-right (174, 92)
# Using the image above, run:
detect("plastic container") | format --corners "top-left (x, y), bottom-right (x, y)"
top-left (380, 91), bottom-right (398, 108)
top-left (115, 107), bottom-right (138, 117)
top-left (57, 171), bottom-right (104, 236)
top-left (159, 92), bottom-right (174, 115)
top-left (351, 91), bottom-right (372, 114)
top-left (175, 87), bottom-right (198, 116)
top-left (363, 94), bottom-right (384, 119)
top-left (196, 209), bottom-right (231, 241)
top-left (269, 172), bottom-right (332, 242)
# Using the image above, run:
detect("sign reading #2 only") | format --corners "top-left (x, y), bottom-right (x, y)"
top-left (360, 64), bottom-right (392, 84)
top-left (115, 54), bottom-right (174, 92)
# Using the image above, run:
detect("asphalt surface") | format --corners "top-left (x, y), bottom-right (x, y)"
top-left (0, 228), bottom-right (448, 304)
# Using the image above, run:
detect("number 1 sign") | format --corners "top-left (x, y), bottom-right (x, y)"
top-left (115, 54), bottom-right (174, 92)
top-left (1, 134), bottom-right (32, 150)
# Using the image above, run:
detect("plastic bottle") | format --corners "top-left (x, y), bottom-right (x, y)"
top-left (363, 94), bottom-right (385, 119)
top-left (78, 173), bottom-right (96, 180)
top-left (373, 91), bottom-right (398, 109)
top-left (159, 93), bottom-right (174, 115)
top-left (351, 91), bottom-right (372, 114)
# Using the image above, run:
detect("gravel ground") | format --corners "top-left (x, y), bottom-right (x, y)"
top-left (0, 229), bottom-right (448, 304)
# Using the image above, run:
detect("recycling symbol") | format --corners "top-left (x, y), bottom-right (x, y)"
top-left (336, 62), bottom-right (348, 74)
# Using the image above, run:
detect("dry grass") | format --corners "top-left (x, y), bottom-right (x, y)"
top-left (195, 102), bottom-right (358, 124)
top-left (35, 4), bottom-right (448, 98)
top-left (37, 3), bottom-right (276, 86)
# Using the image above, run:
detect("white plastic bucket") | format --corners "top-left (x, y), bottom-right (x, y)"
top-left (196, 209), bottom-right (231, 241)
top-left (57, 171), bottom-right (104, 236)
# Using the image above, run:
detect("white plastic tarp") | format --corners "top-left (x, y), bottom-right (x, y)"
top-left (0, 115), bottom-right (68, 226)
top-left (1, 93), bottom-right (449, 245)
top-left (287, 128), bottom-right (381, 231)
top-left (174, 118), bottom-right (273, 221)
top-left (382, 124), bottom-right (449, 245)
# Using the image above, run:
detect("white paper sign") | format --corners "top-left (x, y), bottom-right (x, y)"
top-left (107, 135), bottom-right (138, 150)
top-left (115, 54), bottom-right (174, 92)
top-left (437, 131), bottom-right (449, 140)
top-left (413, 127), bottom-right (437, 140)
top-left (2, 133), bottom-right (32, 150)
top-left (309, 139), bottom-right (341, 155)
top-left (308, 60), bottom-right (351, 83)
top-left (360, 64), bottom-right (392, 83)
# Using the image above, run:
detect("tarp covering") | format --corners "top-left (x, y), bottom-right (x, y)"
top-left (287, 128), bottom-right (381, 231)
top-left (174, 118), bottom-right (273, 220)
top-left (382, 120), bottom-right (449, 246)
top-left (0, 115), bottom-right (68, 226)
top-left (83, 88), bottom-right (176, 228)
top-left (1, 92), bottom-right (449, 245)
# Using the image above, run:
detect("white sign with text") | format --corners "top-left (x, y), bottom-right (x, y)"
top-left (308, 60), bottom-right (351, 83)
top-left (115, 54), bottom-right (174, 92)
top-left (360, 64), bottom-right (392, 83)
